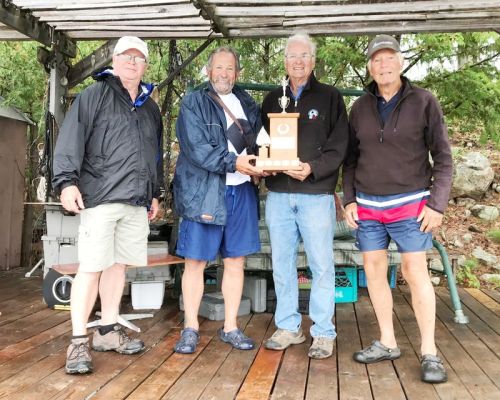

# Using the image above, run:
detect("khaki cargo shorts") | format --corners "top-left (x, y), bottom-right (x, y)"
top-left (78, 203), bottom-right (149, 272)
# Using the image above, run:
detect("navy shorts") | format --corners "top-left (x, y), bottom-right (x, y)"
top-left (355, 190), bottom-right (433, 253)
top-left (176, 182), bottom-right (260, 261)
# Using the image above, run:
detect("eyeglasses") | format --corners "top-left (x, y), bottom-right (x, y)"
top-left (117, 53), bottom-right (147, 64)
top-left (285, 53), bottom-right (314, 61)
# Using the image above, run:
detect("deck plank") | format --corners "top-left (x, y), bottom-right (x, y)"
top-left (9, 306), bottom-right (176, 400)
top-left (434, 291), bottom-right (500, 388)
top-left (0, 270), bottom-right (499, 400)
top-left (161, 314), bottom-right (252, 400)
top-left (336, 302), bottom-right (372, 399)
top-left (199, 313), bottom-right (273, 400)
top-left (236, 321), bottom-right (283, 400)
top-left (398, 286), bottom-right (499, 400)
top-left (465, 288), bottom-right (500, 317)
top-left (271, 318), bottom-right (312, 400)
top-left (482, 289), bottom-right (500, 304)
top-left (393, 288), bottom-right (472, 400)
top-left (354, 293), bottom-right (406, 400)
top-left (127, 319), bottom-right (219, 400)
top-left (457, 288), bottom-right (500, 335)
top-left (435, 287), bottom-right (500, 357)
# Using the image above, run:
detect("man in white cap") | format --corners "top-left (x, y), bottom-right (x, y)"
top-left (53, 36), bottom-right (163, 374)
top-left (343, 34), bottom-right (452, 383)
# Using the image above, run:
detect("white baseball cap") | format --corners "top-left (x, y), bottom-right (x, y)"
top-left (113, 36), bottom-right (149, 59)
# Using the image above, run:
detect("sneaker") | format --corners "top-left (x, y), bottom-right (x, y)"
top-left (174, 328), bottom-right (200, 354)
top-left (421, 354), bottom-right (448, 383)
top-left (353, 340), bottom-right (401, 364)
top-left (92, 325), bottom-right (144, 355)
top-left (218, 328), bottom-right (255, 350)
top-left (264, 328), bottom-right (306, 351)
top-left (66, 337), bottom-right (93, 374)
top-left (308, 337), bottom-right (334, 359)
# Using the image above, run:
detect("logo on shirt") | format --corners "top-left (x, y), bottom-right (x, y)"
top-left (308, 109), bottom-right (319, 120)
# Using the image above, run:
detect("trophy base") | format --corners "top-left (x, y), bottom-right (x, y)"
top-left (256, 158), bottom-right (301, 171)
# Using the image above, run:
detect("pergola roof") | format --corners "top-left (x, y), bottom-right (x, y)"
top-left (1, 1), bottom-right (499, 53)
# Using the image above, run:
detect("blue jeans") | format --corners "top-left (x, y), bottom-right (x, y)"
top-left (265, 191), bottom-right (336, 338)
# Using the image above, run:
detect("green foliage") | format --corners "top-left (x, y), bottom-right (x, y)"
top-left (487, 229), bottom-right (500, 244)
top-left (456, 259), bottom-right (480, 288)
top-left (0, 32), bottom-right (498, 148)
top-left (0, 41), bottom-right (47, 123)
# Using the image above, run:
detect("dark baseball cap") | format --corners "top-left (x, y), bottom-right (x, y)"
top-left (367, 35), bottom-right (401, 59)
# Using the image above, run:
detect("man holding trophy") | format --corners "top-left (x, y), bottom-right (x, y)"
top-left (261, 32), bottom-right (349, 359)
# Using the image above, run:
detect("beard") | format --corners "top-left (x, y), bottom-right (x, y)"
top-left (212, 78), bottom-right (234, 95)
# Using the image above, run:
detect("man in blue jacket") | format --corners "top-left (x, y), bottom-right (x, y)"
top-left (173, 47), bottom-right (263, 354)
top-left (53, 36), bottom-right (163, 374)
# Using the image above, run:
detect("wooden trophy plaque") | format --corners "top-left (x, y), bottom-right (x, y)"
top-left (256, 113), bottom-right (301, 171)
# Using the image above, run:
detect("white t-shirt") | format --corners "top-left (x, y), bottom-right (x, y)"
top-left (218, 92), bottom-right (251, 186)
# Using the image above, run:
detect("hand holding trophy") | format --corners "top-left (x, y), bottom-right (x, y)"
top-left (256, 77), bottom-right (300, 171)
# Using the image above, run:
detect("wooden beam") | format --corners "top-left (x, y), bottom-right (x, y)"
top-left (193, 0), bottom-right (229, 36)
top-left (0, 1), bottom-right (76, 57)
top-left (64, 31), bottom-right (219, 39)
top-left (228, 18), bottom-right (500, 37)
top-left (214, 1), bottom-right (500, 17)
top-left (67, 40), bottom-right (117, 88)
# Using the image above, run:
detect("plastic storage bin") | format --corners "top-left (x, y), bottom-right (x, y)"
top-left (334, 267), bottom-right (358, 303)
top-left (243, 276), bottom-right (267, 312)
top-left (179, 292), bottom-right (251, 320)
top-left (358, 264), bottom-right (397, 288)
top-left (131, 281), bottom-right (165, 309)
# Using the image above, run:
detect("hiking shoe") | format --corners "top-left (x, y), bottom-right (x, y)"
top-left (66, 337), bottom-right (93, 374)
top-left (353, 340), bottom-right (401, 364)
top-left (92, 325), bottom-right (144, 355)
top-left (218, 328), bottom-right (255, 350)
top-left (264, 328), bottom-right (306, 350)
top-left (421, 354), bottom-right (448, 383)
top-left (308, 337), bottom-right (335, 359)
top-left (174, 328), bottom-right (200, 354)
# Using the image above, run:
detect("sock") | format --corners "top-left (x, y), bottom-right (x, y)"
top-left (98, 323), bottom-right (117, 336)
top-left (71, 335), bottom-right (88, 340)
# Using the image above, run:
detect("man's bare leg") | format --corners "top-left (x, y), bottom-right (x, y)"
top-left (401, 252), bottom-right (437, 356)
top-left (182, 259), bottom-right (207, 330)
top-left (363, 250), bottom-right (397, 348)
top-left (99, 263), bottom-right (126, 325)
top-left (70, 271), bottom-right (100, 335)
top-left (221, 256), bottom-right (244, 332)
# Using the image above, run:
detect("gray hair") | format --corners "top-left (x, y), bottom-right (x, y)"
top-left (285, 32), bottom-right (316, 57)
top-left (206, 46), bottom-right (241, 72)
top-left (367, 51), bottom-right (404, 70)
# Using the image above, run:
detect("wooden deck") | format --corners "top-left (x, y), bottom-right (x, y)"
top-left (0, 269), bottom-right (499, 400)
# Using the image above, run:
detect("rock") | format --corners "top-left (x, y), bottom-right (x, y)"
top-left (456, 197), bottom-right (476, 208)
top-left (464, 210), bottom-right (471, 218)
top-left (451, 152), bottom-right (494, 200)
top-left (470, 205), bottom-right (499, 221)
top-left (493, 183), bottom-right (498, 190)
top-left (462, 233), bottom-right (473, 243)
top-left (430, 277), bottom-right (441, 286)
top-left (496, 186), bottom-right (500, 194)
top-left (472, 247), bottom-right (498, 266)
top-left (468, 225), bottom-right (482, 233)
top-left (480, 273), bottom-right (500, 282)
top-left (457, 255), bottom-right (467, 267)
top-left (453, 239), bottom-right (464, 248)
top-left (429, 259), bottom-right (444, 272)
top-left (448, 199), bottom-right (455, 205)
